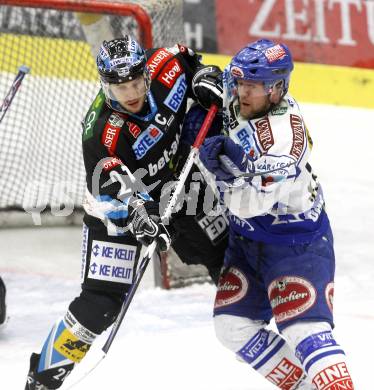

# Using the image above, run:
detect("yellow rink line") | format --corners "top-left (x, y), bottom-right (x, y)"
top-left (0, 33), bottom-right (373, 108)
top-left (202, 53), bottom-right (374, 109)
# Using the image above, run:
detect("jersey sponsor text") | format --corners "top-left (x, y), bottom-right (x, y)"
top-left (164, 74), bottom-right (187, 113)
top-left (290, 114), bottom-right (305, 160)
top-left (147, 49), bottom-right (173, 79)
top-left (147, 133), bottom-right (180, 176)
top-left (158, 58), bottom-right (182, 87)
top-left (255, 117), bottom-right (274, 151)
top-left (132, 124), bottom-right (163, 160)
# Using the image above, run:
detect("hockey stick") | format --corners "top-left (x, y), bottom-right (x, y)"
top-left (102, 240), bottom-right (157, 354)
top-left (102, 103), bottom-right (219, 354)
top-left (0, 65), bottom-right (30, 123)
top-left (63, 104), bottom-right (219, 389)
top-left (65, 243), bottom-right (157, 390)
top-left (162, 103), bottom-right (219, 223)
top-left (219, 154), bottom-right (296, 178)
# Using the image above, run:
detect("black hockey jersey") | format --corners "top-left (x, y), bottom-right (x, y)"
top-left (81, 45), bottom-right (203, 235)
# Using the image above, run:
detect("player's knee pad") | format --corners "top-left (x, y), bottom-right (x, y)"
top-left (282, 321), bottom-right (332, 350)
top-left (214, 314), bottom-right (265, 353)
top-left (282, 321), bottom-right (353, 388)
top-left (69, 289), bottom-right (123, 334)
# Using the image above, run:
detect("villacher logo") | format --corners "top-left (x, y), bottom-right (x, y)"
top-left (268, 276), bottom-right (316, 322)
top-left (215, 267), bottom-right (248, 309)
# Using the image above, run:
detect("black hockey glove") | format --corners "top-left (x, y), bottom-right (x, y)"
top-left (128, 200), bottom-right (171, 252)
top-left (192, 65), bottom-right (223, 109)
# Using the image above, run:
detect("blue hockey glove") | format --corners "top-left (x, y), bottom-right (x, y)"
top-left (128, 200), bottom-right (171, 252)
top-left (199, 135), bottom-right (252, 181)
top-left (181, 104), bottom-right (222, 147)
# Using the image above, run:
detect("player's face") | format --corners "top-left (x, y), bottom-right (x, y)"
top-left (236, 79), bottom-right (270, 119)
top-left (110, 75), bottom-right (147, 113)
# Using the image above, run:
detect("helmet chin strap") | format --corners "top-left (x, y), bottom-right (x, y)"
top-left (123, 90), bottom-right (158, 122)
top-left (135, 94), bottom-right (151, 116)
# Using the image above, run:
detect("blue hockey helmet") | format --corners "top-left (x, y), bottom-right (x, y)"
top-left (97, 36), bottom-right (150, 112)
top-left (229, 39), bottom-right (294, 95)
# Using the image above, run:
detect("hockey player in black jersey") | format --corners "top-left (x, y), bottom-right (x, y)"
top-left (24, 36), bottom-right (226, 389)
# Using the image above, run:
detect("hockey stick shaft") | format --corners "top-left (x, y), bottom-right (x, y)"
top-left (102, 240), bottom-right (157, 354)
top-left (162, 103), bottom-right (218, 223)
top-left (0, 65), bottom-right (30, 123)
top-left (101, 103), bottom-right (219, 354)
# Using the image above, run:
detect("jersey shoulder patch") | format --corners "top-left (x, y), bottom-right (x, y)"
top-left (270, 99), bottom-right (288, 116)
top-left (101, 112), bottom-right (126, 156)
top-left (146, 48), bottom-right (174, 80)
top-left (82, 90), bottom-right (106, 141)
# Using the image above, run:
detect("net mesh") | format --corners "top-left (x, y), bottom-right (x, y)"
top-left (0, 0), bottom-right (185, 213)
top-left (0, 1), bottom-right (210, 289)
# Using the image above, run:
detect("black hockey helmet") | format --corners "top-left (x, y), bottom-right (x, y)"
top-left (97, 36), bottom-right (148, 84)
top-left (96, 36), bottom-right (151, 113)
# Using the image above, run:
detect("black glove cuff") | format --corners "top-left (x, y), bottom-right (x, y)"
top-left (143, 200), bottom-right (161, 219)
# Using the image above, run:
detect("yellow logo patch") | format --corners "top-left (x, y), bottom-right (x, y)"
top-left (54, 329), bottom-right (91, 363)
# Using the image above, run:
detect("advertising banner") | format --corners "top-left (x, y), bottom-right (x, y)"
top-left (215, 0), bottom-right (374, 68)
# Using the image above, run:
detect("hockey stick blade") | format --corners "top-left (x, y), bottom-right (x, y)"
top-left (0, 65), bottom-right (30, 123)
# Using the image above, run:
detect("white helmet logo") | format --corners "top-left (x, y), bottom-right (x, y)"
top-left (231, 66), bottom-right (244, 78)
top-left (265, 45), bottom-right (286, 63)
top-left (117, 68), bottom-right (130, 77)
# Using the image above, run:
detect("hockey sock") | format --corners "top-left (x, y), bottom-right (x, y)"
top-left (283, 321), bottom-right (354, 389)
top-left (237, 328), bottom-right (310, 389)
top-left (214, 314), bottom-right (311, 389)
top-left (35, 310), bottom-right (98, 388)
top-left (295, 331), bottom-right (354, 389)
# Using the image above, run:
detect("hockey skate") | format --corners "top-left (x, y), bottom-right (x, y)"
top-left (0, 277), bottom-right (6, 327)
top-left (25, 352), bottom-right (74, 390)
top-left (25, 354), bottom-right (52, 390)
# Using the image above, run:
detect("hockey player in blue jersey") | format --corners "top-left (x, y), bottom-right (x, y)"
top-left (199, 39), bottom-right (355, 389)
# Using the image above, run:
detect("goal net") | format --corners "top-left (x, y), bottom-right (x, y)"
top-left (0, 0), bottom-right (184, 216)
top-left (0, 0), bottom-right (212, 287)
